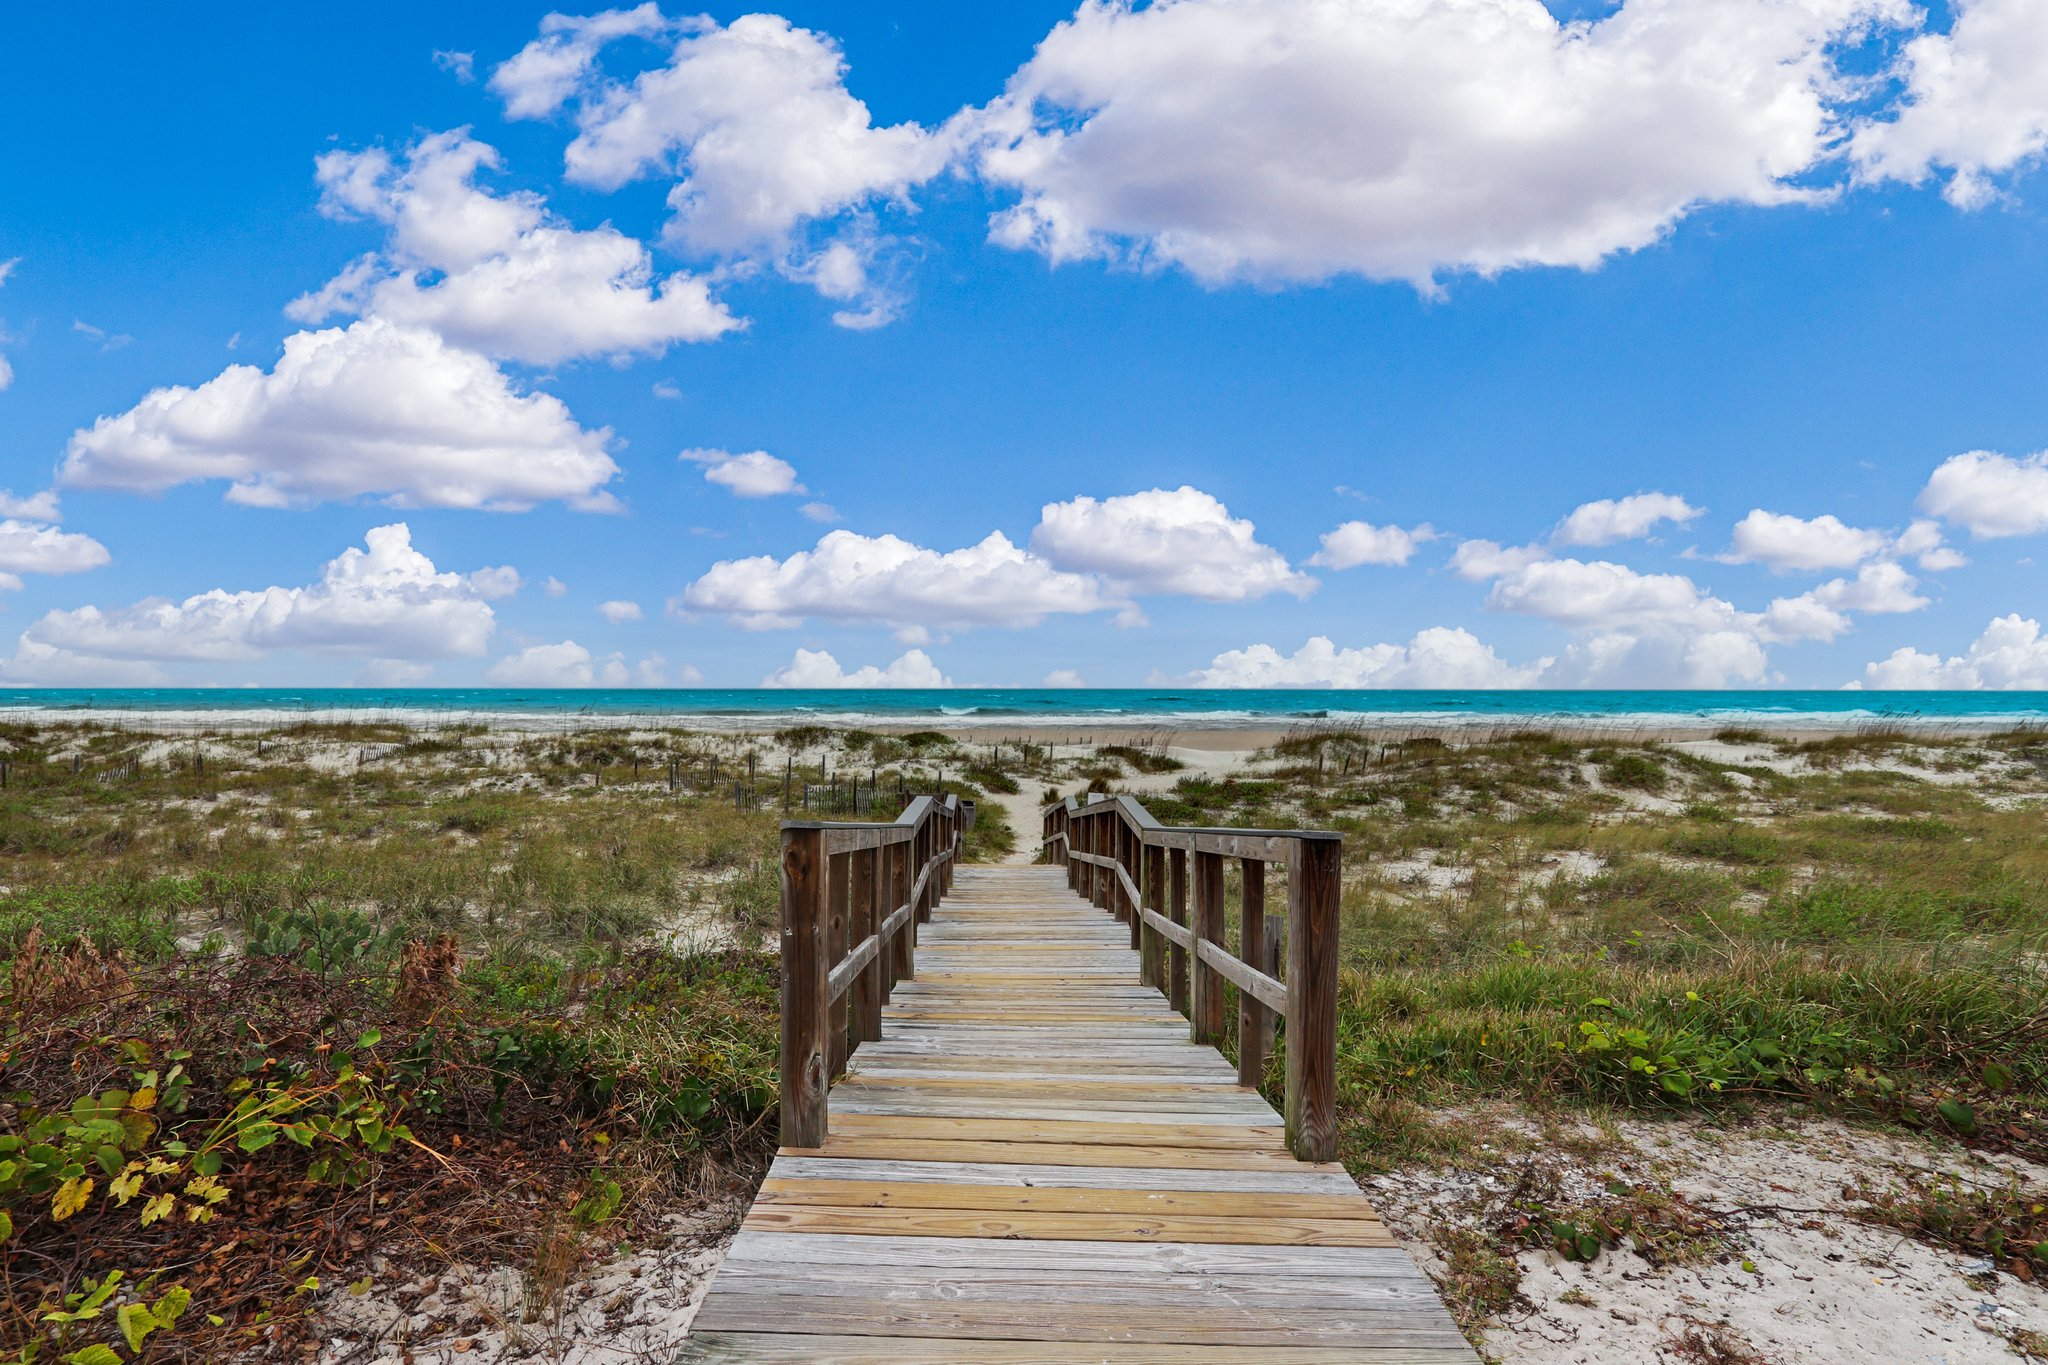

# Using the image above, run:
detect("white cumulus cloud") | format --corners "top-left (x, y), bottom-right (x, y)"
top-left (0, 520), bottom-right (113, 590)
top-left (1309, 520), bottom-right (1438, 569)
top-left (8, 524), bottom-right (506, 675)
top-left (597, 599), bottom-right (643, 623)
top-left (1554, 492), bottom-right (1702, 547)
top-left (0, 256), bottom-right (17, 392)
top-left (1485, 557), bottom-right (1773, 685)
top-left (680, 529), bottom-right (1120, 639)
top-left (496, 11), bottom-right (949, 324)
top-left (1920, 449), bottom-right (2048, 539)
top-left (1892, 518), bottom-right (1968, 570)
top-left (1860, 613), bottom-right (2048, 688)
top-left (1191, 628), bottom-right (1547, 688)
top-left (61, 319), bottom-right (619, 511)
top-left (1450, 540), bottom-right (1549, 581)
top-left (1723, 509), bottom-right (1890, 572)
top-left (1849, 0), bottom-right (2048, 209)
top-left (1762, 562), bottom-right (1931, 642)
top-left (489, 4), bottom-right (676, 121)
top-left (762, 647), bottom-right (951, 688)
top-left (292, 131), bottom-right (738, 365)
top-left (1031, 486), bottom-right (1312, 602)
top-left (487, 638), bottom-right (664, 686)
top-left (971, 0), bottom-right (1913, 290)
top-left (357, 658), bottom-right (436, 686)
top-left (682, 448), bottom-right (805, 498)
top-left (0, 489), bottom-right (63, 522)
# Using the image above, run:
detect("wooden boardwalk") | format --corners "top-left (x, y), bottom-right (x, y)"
top-left (684, 865), bottom-right (1478, 1363)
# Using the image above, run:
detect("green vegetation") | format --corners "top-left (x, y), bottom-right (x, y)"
top-left (1121, 729), bottom-right (2048, 1178)
top-left (1068, 725), bottom-right (2046, 1341)
top-left (9, 715), bottom-right (2046, 1354)
top-left (0, 720), bottom-right (1011, 1362)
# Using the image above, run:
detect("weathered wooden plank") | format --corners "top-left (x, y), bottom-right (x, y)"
top-left (682, 1332), bottom-right (1477, 1363)
top-left (739, 1205), bottom-right (1397, 1247)
top-left (1239, 857), bottom-right (1274, 1089)
top-left (1284, 836), bottom-right (1341, 1164)
top-left (841, 1071), bottom-right (1250, 1092)
top-left (710, 860), bottom-right (1476, 1365)
top-left (818, 825), bottom-right (915, 854)
top-left (691, 1296), bottom-right (1453, 1345)
top-left (1168, 847), bottom-right (1189, 1015)
top-left (1189, 850), bottom-right (1226, 1046)
top-left (720, 1230), bottom-right (1421, 1276)
top-left (785, 1135), bottom-right (1313, 1170)
top-left (766, 1157), bottom-right (1362, 1195)
top-left (753, 1177), bottom-right (1387, 1222)
top-left (778, 826), bottom-right (829, 1148)
top-left (827, 931), bottom-right (882, 1004)
top-left (708, 1263), bottom-right (1445, 1309)
top-left (824, 1101), bottom-right (1278, 1127)
top-left (1195, 939), bottom-right (1287, 1015)
top-left (1138, 904), bottom-right (1194, 953)
top-left (823, 1114), bottom-right (1286, 1148)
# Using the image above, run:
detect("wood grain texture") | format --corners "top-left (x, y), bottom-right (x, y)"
top-left (1284, 837), bottom-right (1341, 1163)
top-left (776, 826), bottom-right (828, 1149)
top-left (704, 863), bottom-right (1475, 1363)
top-left (1189, 850), bottom-right (1226, 1046)
top-left (1239, 856), bottom-right (1273, 1087)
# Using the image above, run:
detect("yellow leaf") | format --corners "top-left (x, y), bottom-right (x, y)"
top-left (52, 1175), bottom-right (93, 1221)
top-left (109, 1166), bottom-right (144, 1205)
top-left (130, 1087), bottom-right (157, 1111)
top-left (140, 1193), bottom-right (175, 1226)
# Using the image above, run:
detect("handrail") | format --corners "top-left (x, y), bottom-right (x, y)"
top-left (1040, 791), bottom-right (1342, 1162)
top-left (778, 792), bottom-right (974, 1147)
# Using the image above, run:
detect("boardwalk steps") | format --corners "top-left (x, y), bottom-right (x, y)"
top-left (684, 865), bottom-right (1478, 1362)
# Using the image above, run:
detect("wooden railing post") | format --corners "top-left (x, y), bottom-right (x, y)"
top-left (1092, 813), bottom-right (1105, 909)
top-left (1285, 836), bottom-right (1341, 1162)
top-left (1140, 841), bottom-right (1166, 991)
top-left (1189, 850), bottom-right (1225, 1045)
top-left (916, 820), bottom-right (933, 923)
top-left (1124, 820), bottom-right (1140, 950)
top-left (890, 837), bottom-right (913, 983)
top-left (1238, 858), bottom-right (1273, 1088)
top-left (779, 826), bottom-right (829, 1148)
top-left (1095, 815), bottom-right (1110, 914)
top-left (1065, 806), bottom-right (1079, 891)
top-left (851, 845), bottom-right (882, 1045)
top-left (827, 850), bottom-right (851, 1080)
top-left (1168, 847), bottom-right (1189, 1015)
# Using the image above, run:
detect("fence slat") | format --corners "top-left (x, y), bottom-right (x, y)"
top-left (1140, 843), bottom-right (1167, 991)
top-left (1189, 850), bottom-right (1226, 1046)
top-left (850, 845), bottom-right (881, 1045)
top-left (1168, 847), bottom-right (1190, 1016)
top-left (827, 851), bottom-right (850, 1081)
top-left (1238, 857), bottom-right (1273, 1088)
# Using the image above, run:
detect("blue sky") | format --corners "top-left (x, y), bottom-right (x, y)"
top-left (2, 0), bottom-right (2047, 689)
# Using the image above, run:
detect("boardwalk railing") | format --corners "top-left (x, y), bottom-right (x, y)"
top-left (1041, 793), bottom-right (1342, 1161)
top-left (778, 794), bottom-right (973, 1147)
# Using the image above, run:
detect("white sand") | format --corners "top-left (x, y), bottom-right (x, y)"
top-left (1368, 1114), bottom-right (2048, 1365)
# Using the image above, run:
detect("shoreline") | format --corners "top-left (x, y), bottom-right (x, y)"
top-left (0, 705), bottom-right (2037, 751)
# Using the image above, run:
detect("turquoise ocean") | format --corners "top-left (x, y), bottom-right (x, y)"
top-left (0, 689), bottom-right (2041, 730)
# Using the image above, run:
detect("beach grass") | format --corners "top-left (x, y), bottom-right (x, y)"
top-left (2, 717), bottom-right (2045, 1358)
